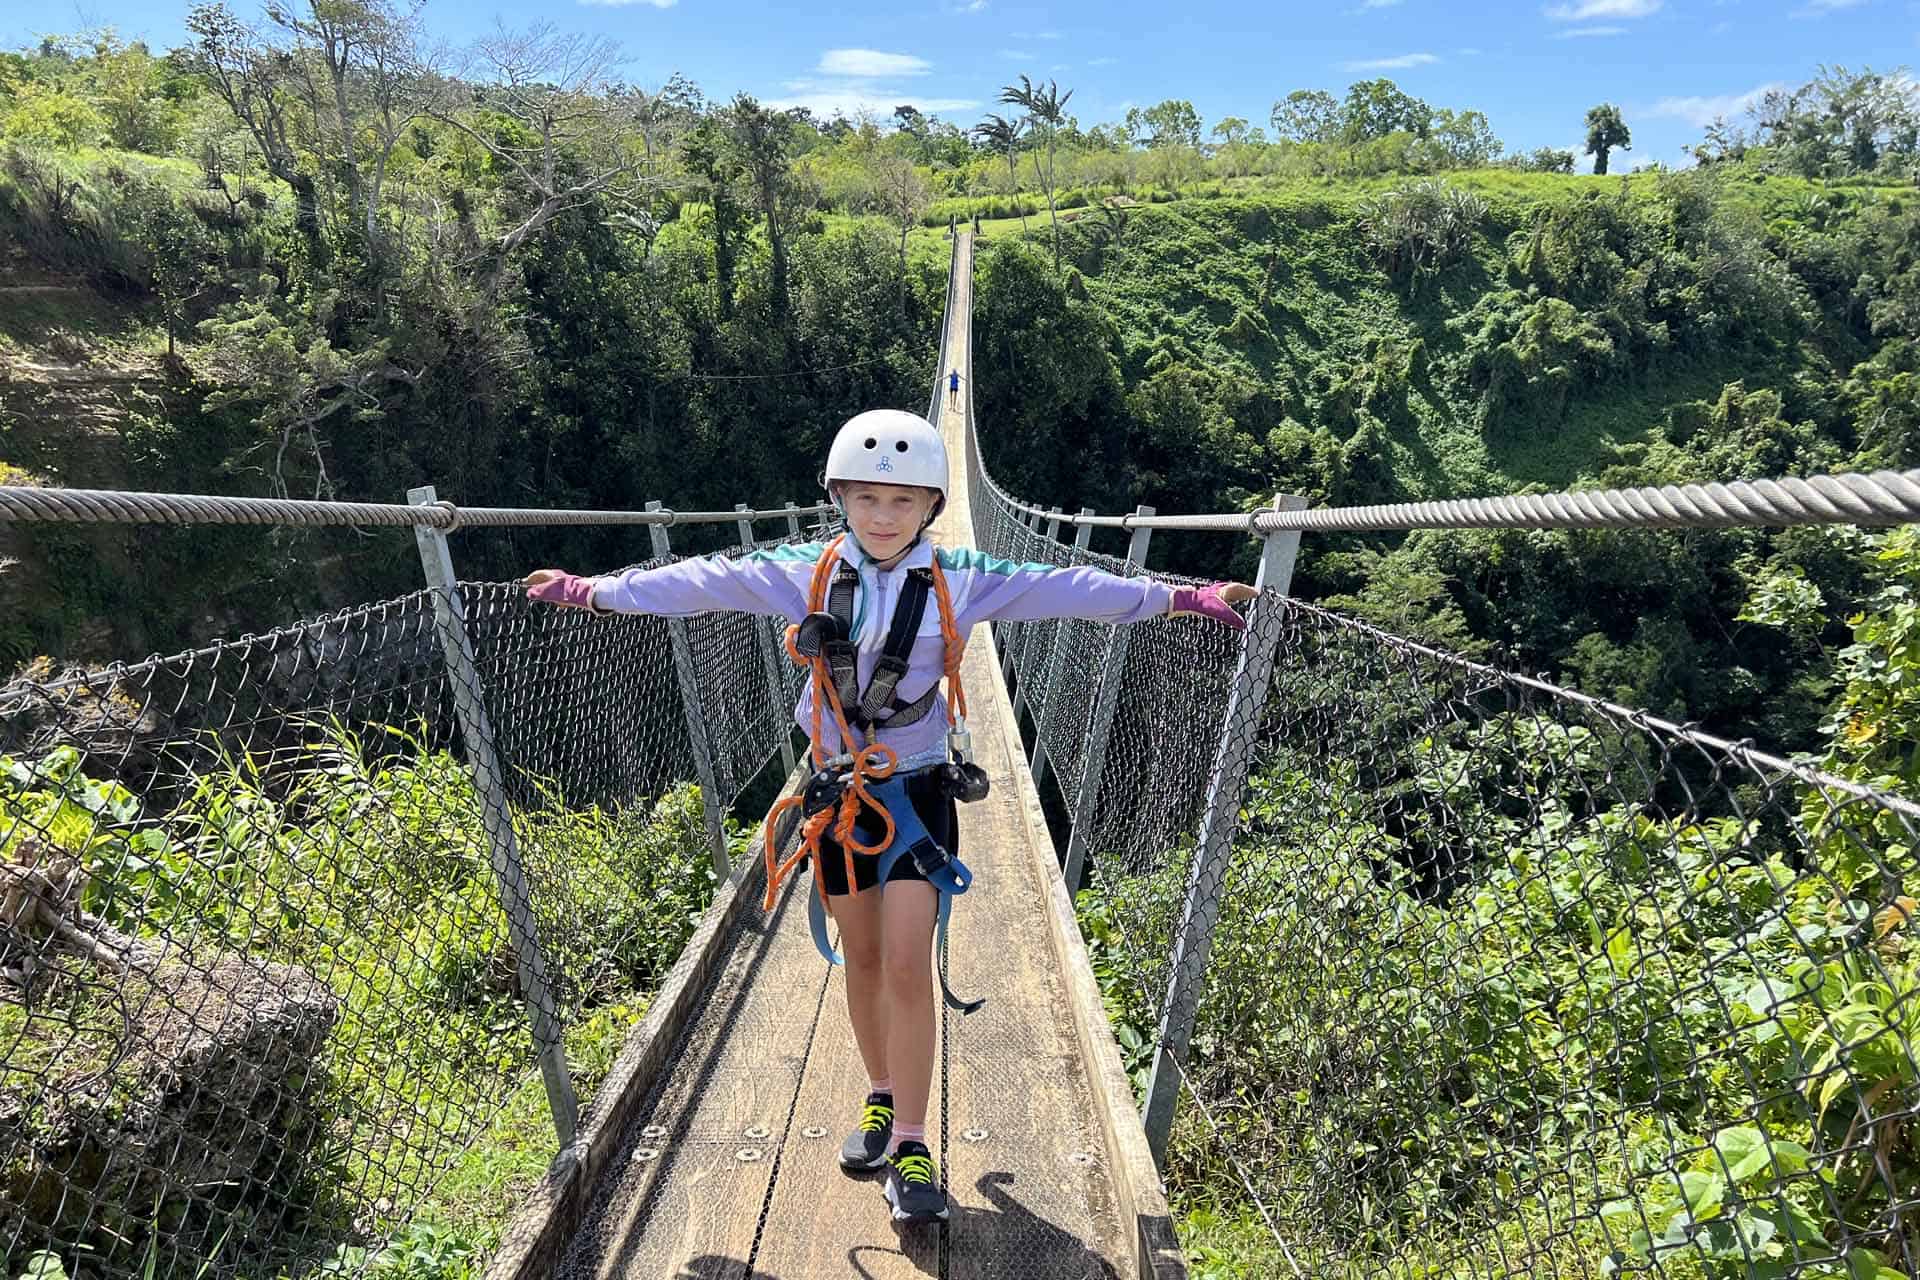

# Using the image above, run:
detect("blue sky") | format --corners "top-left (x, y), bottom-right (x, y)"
top-left (8, 0), bottom-right (1910, 170)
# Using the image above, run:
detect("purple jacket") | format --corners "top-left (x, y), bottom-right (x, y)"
top-left (590, 538), bottom-right (1173, 760)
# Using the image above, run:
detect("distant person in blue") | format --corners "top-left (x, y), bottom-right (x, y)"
top-left (946, 369), bottom-right (960, 407)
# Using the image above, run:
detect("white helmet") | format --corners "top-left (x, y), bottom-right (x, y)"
top-left (823, 409), bottom-right (948, 519)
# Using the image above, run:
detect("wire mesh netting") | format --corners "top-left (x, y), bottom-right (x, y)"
top-left (0, 525), bottom-right (809, 1278)
top-left (966, 399), bottom-right (1920, 1277)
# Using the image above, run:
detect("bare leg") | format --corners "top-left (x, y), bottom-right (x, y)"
top-left (879, 881), bottom-right (940, 1130)
top-left (829, 886), bottom-right (888, 1083)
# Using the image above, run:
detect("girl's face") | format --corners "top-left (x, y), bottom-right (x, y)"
top-left (840, 482), bottom-right (940, 560)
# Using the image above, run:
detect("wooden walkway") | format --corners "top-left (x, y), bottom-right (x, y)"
top-left (485, 232), bottom-right (1183, 1280)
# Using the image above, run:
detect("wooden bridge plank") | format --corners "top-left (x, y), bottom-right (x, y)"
top-left (751, 962), bottom-right (944, 1278)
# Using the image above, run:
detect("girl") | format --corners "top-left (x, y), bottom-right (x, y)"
top-left (524, 408), bottom-right (1253, 1225)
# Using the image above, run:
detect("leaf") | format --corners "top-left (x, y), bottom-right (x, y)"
top-left (1714, 1125), bottom-right (1809, 1183)
top-left (1679, 1170), bottom-right (1725, 1217)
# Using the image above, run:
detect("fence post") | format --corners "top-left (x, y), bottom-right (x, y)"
top-left (647, 500), bottom-right (734, 882)
top-left (1011, 506), bottom-right (1063, 731)
top-left (784, 500), bottom-right (804, 540)
top-left (1030, 508), bottom-right (1095, 793)
top-left (407, 486), bottom-right (579, 1146)
top-left (1140, 494), bottom-right (1306, 1167)
top-left (740, 503), bottom-right (798, 777)
top-left (1062, 505), bottom-right (1154, 892)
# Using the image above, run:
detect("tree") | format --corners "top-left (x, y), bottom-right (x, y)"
top-left (431, 22), bottom-right (656, 302)
top-left (1125, 98), bottom-right (1201, 150)
top-left (183, 2), bottom-right (326, 260)
top-left (1430, 108), bottom-right (1502, 168)
top-left (1341, 78), bottom-right (1431, 144)
top-left (1585, 102), bottom-right (1631, 175)
top-left (123, 180), bottom-right (216, 360)
top-left (1753, 66), bottom-right (1919, 178)
top-left (728, 92), bottom-right (798, 320)
top-left (1271, 89), bottom-right (1339, 144)
top-left (1211, 116), bottom-right (1250, 148)
top-left (1000, 75), bottom-right (1073, 273)
top-left (873, 147), bottom-right (929, 308)
top-left (680, 115), bottom-right (745, 317)
top-left (971, 112), bottom-right (1028, 233)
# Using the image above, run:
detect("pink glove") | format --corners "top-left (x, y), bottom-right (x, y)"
top-left (525, 571), bottom-right (600, 611)
top-left (1169, 582), bottom-right (1251, 631)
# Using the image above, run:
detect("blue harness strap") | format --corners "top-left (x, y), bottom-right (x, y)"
top-left (806, 773), bottom-right (984, 1015)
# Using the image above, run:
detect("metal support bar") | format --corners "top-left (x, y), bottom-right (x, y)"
top-left (407, 486), bottom-right (579, 1146)
top-left (1063, 505), bottom-right (1155, 892)
top-left (1031, 508), bottom-right (1095, 793)
top-left (740, 503), bottom-right (797, 776)
top-left (784, 500), bottom-right (803, 540)
top-left (999, 507), bottom-right (1035, 685)
top-left (647, 500), bottom-right (733, 882)
top-left (1011, 506), bottom-right (1063, 733)
top-left (1141, 494), bottom-right (1307, 1167)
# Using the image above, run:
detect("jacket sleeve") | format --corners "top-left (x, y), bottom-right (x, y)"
top-left (589, 543), bottom-right (823, 621)
top-left (938, 548), bottom-right (1173, 627)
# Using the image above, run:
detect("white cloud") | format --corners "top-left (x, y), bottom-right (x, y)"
top-left (1457, 45), bottom-right (1484, 54)
top-left (1555, 23), bottom-right (1628, 35)
top-left (817, 49), bottom-right (931, 77)
top-left (1088, 55), bottom-right (1118, 65)
top-left (951, 0), bottom-right (989, 10)
top-left (769, 83), bottom-right (979, 117)
top-left (998, 48), bottom-right (1034, 59)
top-left (1791, 0), bottom-right (1866, 14)
top-left (1011, 29), bottom-right (1063, 39)
top-left (578, 0), bottom-right (676, 8)
top-left (1341, 52), bottom-right (1440, 70)
top-left (1359, 0), bottom-right (1404, 7)
top-left (1545, 0), bottom-right (1660, 18)
top-left (1647, 80), bottom-right (1786, 126)
top-left (1051, 62), bottom-right (1070, 70)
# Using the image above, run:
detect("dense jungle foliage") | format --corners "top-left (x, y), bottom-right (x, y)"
top-left (1082, 525), bottom-right (1920, 1277)
top-left (0, 24), bottom-right (1914, 760)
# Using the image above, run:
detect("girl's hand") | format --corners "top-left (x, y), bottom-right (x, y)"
top-left (1169, 582), bottom-right (1257, 631)
top-left (525, 569), bottom-right (600, 611)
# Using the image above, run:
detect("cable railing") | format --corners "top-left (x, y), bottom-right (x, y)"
top-left (0, 491), bottom-right (831, 1279)
top-left (959, 289), bottom-right (1920, 1275)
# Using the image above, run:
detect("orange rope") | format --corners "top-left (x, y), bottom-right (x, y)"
top-left (760, 535), bottom-right (967, 911)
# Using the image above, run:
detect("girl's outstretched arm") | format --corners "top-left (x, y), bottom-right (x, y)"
top-left (939, 548), bottom-right (1255, 631)
top-left (524, 543), bottom-right (825, 620)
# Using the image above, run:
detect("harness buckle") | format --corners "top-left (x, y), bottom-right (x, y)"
top-left (803, 764), bottom-right (852, 817)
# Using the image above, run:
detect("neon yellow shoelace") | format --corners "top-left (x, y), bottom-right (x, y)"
top-left (893, 1152), bottom-right (936, 1186)
top-left (860, 1103), bottom-right (894, 1134)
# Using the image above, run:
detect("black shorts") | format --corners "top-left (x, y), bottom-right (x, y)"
top-left (812, 769), bottom-right (960, 897)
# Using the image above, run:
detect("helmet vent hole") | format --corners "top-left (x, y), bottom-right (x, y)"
top-left (895, 440), bottom-right (909, 452)
top-left (863, 437), bottom-right (877, 449)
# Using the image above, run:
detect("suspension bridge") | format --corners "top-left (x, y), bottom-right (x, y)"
top-left (2, 231), bottom-right (1917, 1280)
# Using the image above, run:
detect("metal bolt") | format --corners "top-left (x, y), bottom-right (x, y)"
top-left (641, 1125), bottom-right (667, 1140)
top-left (736, 1147), bottom-right (764, 1163)
top-left (745, 1125), bottom-right (770, 1140)
top-left (962, 1129), bottom-right (989, 1143)
top-left (801, 1125), bottom-right (829, 1139)
top-left (633, 1147), bottom-right (660, 1164)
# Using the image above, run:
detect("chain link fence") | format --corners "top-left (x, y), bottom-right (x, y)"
top-left (0, 513), bottom-right (817, 1278)
top-left (966, 405), bottom-right (1920, 1277)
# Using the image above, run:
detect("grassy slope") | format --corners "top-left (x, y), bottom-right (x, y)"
top-left (1050, 168), bottom-right (1885, 505)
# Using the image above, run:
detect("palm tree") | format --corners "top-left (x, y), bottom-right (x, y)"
top-left (972, 112), bottom-right (1029, 234)
top-left (1584, 103), bottom-right (1632, 176)
top-left (1000, 75), bottom-right (1073, 272)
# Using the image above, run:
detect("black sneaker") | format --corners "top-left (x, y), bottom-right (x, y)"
top-left (882, 1140), bottom-right (949, 1223)
top-left (839, 1092), bottom-right (893, 1171)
